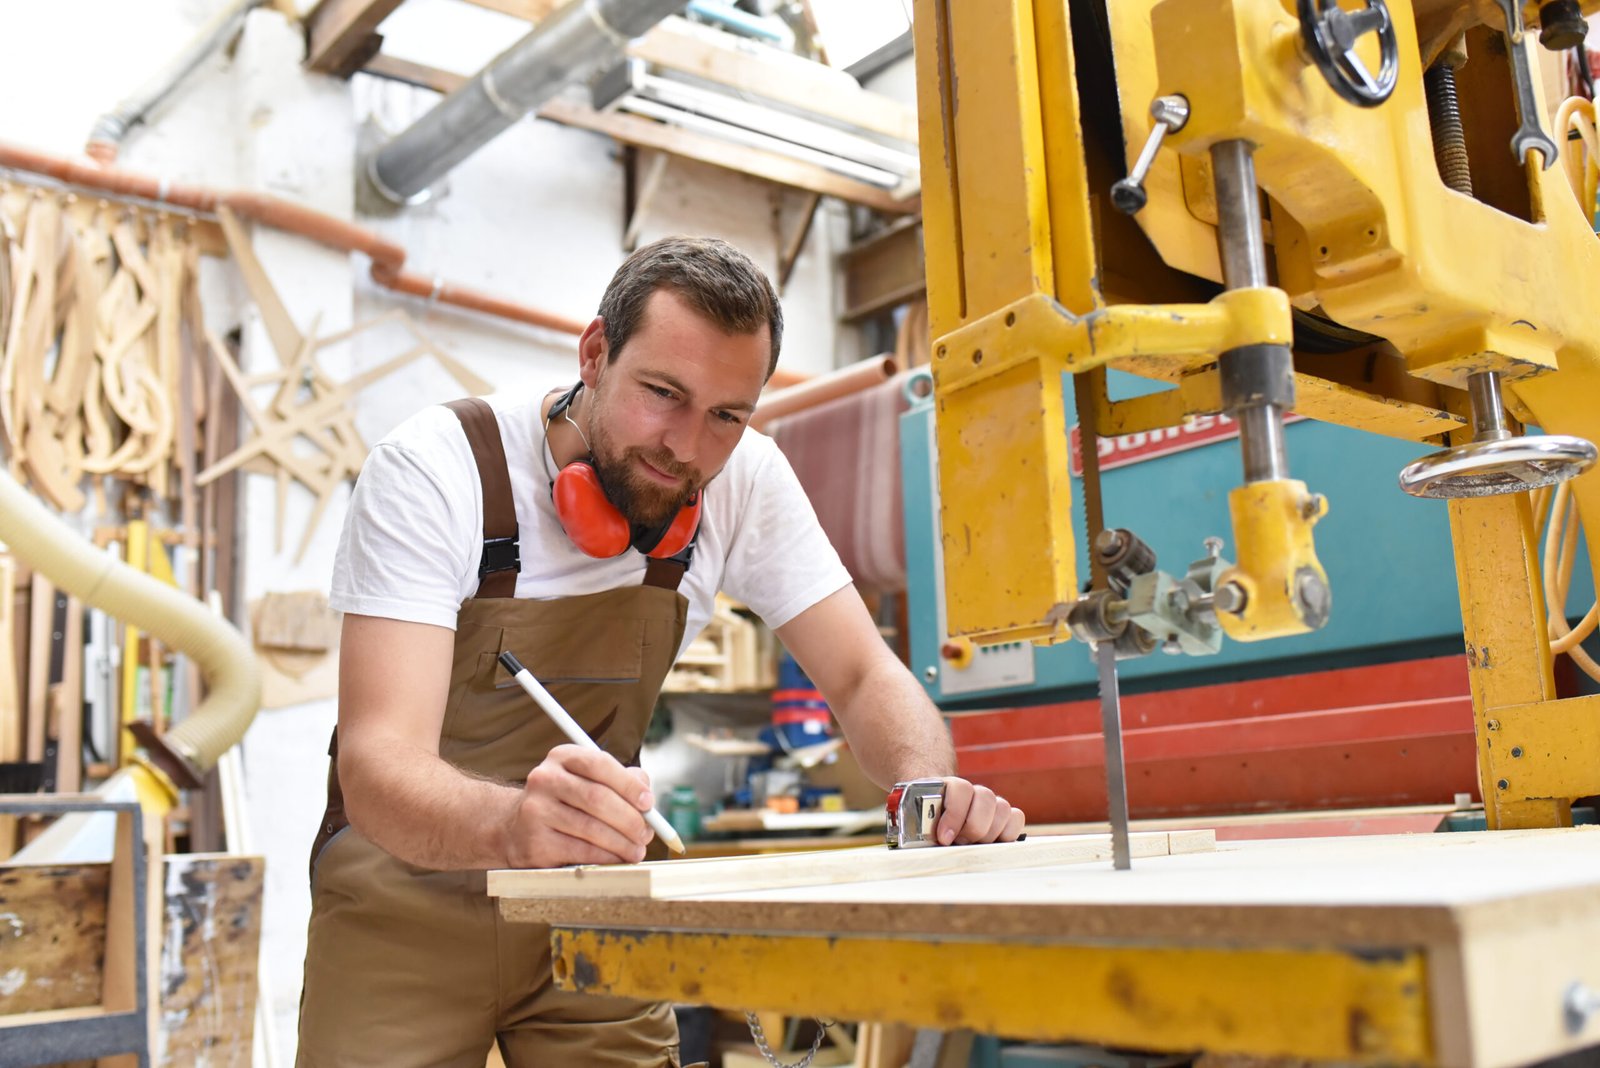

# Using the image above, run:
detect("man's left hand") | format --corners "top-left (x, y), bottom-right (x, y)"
top-left (933, 777), bottom-right (1026, 845)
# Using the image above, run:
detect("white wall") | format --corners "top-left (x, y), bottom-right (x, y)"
top-left (0, 3), bottom-right (849, 1061)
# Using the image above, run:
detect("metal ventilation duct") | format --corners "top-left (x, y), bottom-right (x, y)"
top-left (365, 0), bottom-right (688, 205)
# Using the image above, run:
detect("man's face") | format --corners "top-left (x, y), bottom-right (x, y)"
top-left (578, 288), bottom-right (771, 530)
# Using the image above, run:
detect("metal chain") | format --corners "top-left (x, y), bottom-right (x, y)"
top-left (744, 1012), bottom-right (832, 1068)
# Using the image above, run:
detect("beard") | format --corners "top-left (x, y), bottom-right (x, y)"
top-left (587, 416), bottom-right (705, 530)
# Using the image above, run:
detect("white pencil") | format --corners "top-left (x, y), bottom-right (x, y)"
top-left (497, 650), bottom-right (686, 855)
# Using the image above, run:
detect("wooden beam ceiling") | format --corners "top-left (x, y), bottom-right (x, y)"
top-left (304, 0), bottom-right (406, 75)
top-left (362, 53), bottom-right (918, 214)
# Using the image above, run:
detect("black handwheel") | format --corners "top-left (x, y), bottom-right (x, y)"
top-left (1297, 0), bottom-right (1400, 107)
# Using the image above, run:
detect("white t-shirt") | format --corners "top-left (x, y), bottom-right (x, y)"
top-left (330, 385), bottom-right (853, 658)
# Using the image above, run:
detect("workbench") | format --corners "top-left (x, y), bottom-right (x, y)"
top-left (492, 828), bottom-right (1600, 1068)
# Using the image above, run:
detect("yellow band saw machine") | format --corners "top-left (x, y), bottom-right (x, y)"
top-left (923, 0), bottom-right (1600, 841)
top-left (490, 4), bottom-right (1600, 1064)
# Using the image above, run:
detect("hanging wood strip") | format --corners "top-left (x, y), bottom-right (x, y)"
top-left (0, 186), bottom-right (202, 513)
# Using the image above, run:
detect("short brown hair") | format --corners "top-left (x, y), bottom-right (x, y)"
top-left (597, 236), bottom-right (783, 377)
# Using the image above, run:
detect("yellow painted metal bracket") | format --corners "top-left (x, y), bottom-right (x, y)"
top-left (551, 927), bottom-right (1432, 1065)
top-left (934, 288), bottom-right (1292, 396)
top-left (1216, 480), bottom-right (1331, 642)
top-left (1485, 694), bottom-right (1600, 803)
top-left (932, 287), bottom-right (1294, 644)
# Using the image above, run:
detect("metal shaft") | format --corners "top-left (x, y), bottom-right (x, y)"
top-left (1238, 406), bottom-right (1289, 482)
top-left (1212, 140), bottom-right (1268, 289)
top-left (1468, 370), bottom-right (1512, 441)
top-left (1096, 640), bottom-right (1131, 871)
top-left (1211, 139), bottom-right (1293, 484)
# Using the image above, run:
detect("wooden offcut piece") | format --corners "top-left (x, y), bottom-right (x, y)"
top-left (158, 854), bottom-right (265, 1067)
top-left (458, 0), bottom-right (564, 21)
top-left (252, 590), bottom-right (340, 652)
top-left (490, 830), bottom-right (1215, 901)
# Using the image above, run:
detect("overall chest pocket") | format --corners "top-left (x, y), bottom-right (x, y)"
top-left (468, 617), bottom-right (646, 693)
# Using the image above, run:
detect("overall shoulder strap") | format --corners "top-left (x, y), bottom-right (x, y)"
top-left (642, 543), bottom-right (693, 592)
top-left (444, 398), bottom-right (520, 598)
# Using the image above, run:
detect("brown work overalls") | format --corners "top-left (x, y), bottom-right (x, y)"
top-left (298, 397), bottom-right (689, 1067)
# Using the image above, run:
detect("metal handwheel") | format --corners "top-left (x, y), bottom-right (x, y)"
top-left (1298, 0), bottom-right (1401, 107)
top-left (1399, 436), bottom-right (1598, 498)
top-left (1398, 371), bottom-right (1598, 498)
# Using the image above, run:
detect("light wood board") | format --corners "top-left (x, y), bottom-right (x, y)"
top-left (490, 829), bottom-right (1215, 901)
top-left (498, 828), bottom-right (1600, 939)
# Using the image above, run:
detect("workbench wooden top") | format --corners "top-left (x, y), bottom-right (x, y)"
top-left (493, 827), bottom-right (1600, 946)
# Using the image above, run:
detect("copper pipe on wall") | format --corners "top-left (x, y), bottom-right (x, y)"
top-left (371, 266), bottom-right (586, 334)
top-left (751, 354), bottom-right (896, 432)
top-left (0, 140), bottom-right (586, 337)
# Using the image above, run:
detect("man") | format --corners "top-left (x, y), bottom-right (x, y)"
top-left (299, 236), bottom-right (1025, 1067)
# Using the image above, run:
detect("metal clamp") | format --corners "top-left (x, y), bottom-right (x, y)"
top-left (1111, 95), bottom-right (1189, 215)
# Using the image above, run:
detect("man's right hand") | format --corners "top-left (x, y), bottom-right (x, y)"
top-left (504, 744), bottom-right (657, 868)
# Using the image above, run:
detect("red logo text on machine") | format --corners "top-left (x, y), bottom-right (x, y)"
top-left (1069, 412), bottom-right (1305, 476)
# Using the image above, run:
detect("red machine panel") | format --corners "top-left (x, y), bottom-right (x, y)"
top-left (949, 657), bottom-right (1478, 823)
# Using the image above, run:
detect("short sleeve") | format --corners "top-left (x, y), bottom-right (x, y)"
top-left (720, 444), bottom-right (853, 629)
top-left (329, 440), bottom-right (476, 630)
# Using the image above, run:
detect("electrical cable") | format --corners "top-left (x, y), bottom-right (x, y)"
top-left (1541, 482), bottom-right (1600, 682)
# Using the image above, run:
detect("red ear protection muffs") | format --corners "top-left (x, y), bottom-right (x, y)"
top-left (547, 384), bottom-right (702, 559)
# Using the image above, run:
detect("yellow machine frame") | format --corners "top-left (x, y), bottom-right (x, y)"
top-left (915, 0), bottom-right (1600, 828)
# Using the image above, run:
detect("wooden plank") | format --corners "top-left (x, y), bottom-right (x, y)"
top-left (100, 811), bottom-right (139, 1018)
top-left (630, 17), bottom-right (919, 145)
top-left (0, 861), bottom-right (110, 1012)
top-left (700, 808), bottom-right (878, 834)
top-left (455, 0), bottom-right (564, 20)
top-left (24, 572), bottom-right (51, 764)
top-left (841, 217), bottom-right (924, 321)
top-left (215, 206), bottom-right (302, 368)
top-left (361, 54), bottom-right (918, 215)
top-left (489, 830), bottom-right (1207, 900)
top-left (157, 854), bottom-right (265, 1068)
top-left (543, 97), bottom-right (917, 214)
top-left (54, 596), bottom-right (83, 793)
top-left (304, 0), bottom-right (404, 75)
top-left (497, 829), bottom-right (1598, 946)
top-left (0, 556), bottom-right (18, 766)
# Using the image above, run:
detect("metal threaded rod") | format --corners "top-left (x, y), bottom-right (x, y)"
top-left (1424, 63), bottom-right (1474, 196)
